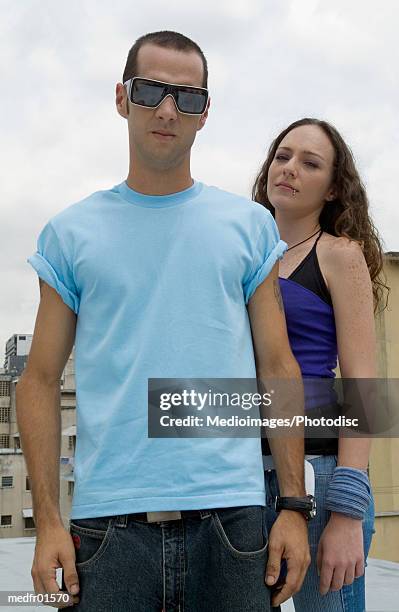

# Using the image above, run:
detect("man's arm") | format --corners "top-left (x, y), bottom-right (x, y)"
top-left (247, 262), bottom-right (310, 607)
top-left (247, 262), bottom-right (305, 496)
top-left (17, 279), bottom-right (76, 528)
top-left (16, 279), bottom-right (80, 606)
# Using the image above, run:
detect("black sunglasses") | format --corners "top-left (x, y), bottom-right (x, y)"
top-left (123, 77), bottom-right (209, 116)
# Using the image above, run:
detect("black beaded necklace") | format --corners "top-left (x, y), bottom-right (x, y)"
top-left (286, 228), bottom-right (322, 252)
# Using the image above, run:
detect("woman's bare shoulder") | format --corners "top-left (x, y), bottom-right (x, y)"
top-left (317, 233), bottom-right (368, 293)
top-left (318, 232), bottom-right (365, 267)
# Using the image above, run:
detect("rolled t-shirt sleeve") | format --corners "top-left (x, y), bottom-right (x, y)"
top-left (28, 221), bottom-right (80, 314)
top-left (243, 212), bottom-right (287, 304)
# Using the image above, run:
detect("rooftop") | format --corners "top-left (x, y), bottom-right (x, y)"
top-left (385, 251), bottom-right (399, 261)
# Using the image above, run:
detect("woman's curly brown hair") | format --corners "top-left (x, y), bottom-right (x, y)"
top-left (252, 118), bottom-right (389, 311)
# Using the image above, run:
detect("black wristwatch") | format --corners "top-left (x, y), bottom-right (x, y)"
top-left (275, 495), bottom-right (316, 521)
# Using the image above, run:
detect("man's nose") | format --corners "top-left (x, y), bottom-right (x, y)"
top-left (154, 94), bottom-right (178, 121)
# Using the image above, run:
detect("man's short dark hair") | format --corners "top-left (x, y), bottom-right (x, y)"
top-left (122, 30), bottom-right (208, 88)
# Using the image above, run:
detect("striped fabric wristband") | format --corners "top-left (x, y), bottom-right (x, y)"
top-left (325, 466), bottom-right (372, 520)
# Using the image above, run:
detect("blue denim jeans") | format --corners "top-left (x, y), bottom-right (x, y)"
top-left (60, 505), bottom-right (273, 611)
top-left (264, 455), bottom-right (375, 612)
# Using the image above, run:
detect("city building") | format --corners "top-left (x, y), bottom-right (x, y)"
top-left (4, 334), bottom-right (32, 373)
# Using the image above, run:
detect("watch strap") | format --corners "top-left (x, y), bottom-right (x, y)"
top-left (275, 495), bottom-right (316, 520)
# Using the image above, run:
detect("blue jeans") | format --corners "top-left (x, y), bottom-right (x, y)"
top-left (264, 455), bottom-right (375, 612)
top-left (60, 506), bottom-right (273, 611)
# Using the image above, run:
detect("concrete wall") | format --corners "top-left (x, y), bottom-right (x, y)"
top-left (369, 257), bottom-right (399, 561)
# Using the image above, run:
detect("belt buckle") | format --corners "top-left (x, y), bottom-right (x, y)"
top-left (146, 511), bottom-right (182, 523)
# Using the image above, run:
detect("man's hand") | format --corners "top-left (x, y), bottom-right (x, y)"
top-left (31, 524), bottom-right (80, 608)
top-left (265, 510), bottom-right (310, 607)
top-left (317, 512), bottom-right (364, 595)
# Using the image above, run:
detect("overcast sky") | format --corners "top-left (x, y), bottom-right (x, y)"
top-left (1, 0), bottom-right (397, 364)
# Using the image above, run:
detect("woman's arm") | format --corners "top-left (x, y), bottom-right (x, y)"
top-left (316, 237), bottom-right (376, 594)
top-left (324, 237), bottom-right (376, 467)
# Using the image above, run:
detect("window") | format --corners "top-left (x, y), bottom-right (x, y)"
top-left (1, 515), bottom-right (12, 526)
top-left (0, 406), bottom-right (10, 422)
top-left (0, 381), bottom-right (10, 397)
top-left (68, 481), bottom-right (74, 496)
top-left (26, 476), bottom-right (31, 491)
top-left (1, 476), bottom-right (13, 488)
top-left (68, 436), bottom-right (74, 450)
top-left (19, 336), bottom-right (26, 340)
top-left (0, 434), bottom-right (10, 448)
top-left (24, 517), bottom-right (35, 529)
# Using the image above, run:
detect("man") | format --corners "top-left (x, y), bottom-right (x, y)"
top-left (16, 31), bottom-right (310, 611)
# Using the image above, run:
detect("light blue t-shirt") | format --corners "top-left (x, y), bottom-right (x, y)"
top-left (28, 180), bottom-right (287, 519)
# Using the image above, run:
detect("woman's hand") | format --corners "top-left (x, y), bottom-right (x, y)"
top-left (317, 512), bottom-right (365, 595)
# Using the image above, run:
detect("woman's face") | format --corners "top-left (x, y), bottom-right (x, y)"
top-left (267, 125), bottom-right (336, 218)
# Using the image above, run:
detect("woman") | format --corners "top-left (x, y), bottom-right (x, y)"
top-left (252, 118), bottom-right (388, 612)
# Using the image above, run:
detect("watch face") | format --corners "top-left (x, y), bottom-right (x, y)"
top-left (307, 496), bottom-right (317, 520)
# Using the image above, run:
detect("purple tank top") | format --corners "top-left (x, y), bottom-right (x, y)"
top-left (280, 232), bottom-right (338, 409)
top-left (263, 232), bottom-right (339, 455)
top-left (279, 279), bottom-right (337, 377)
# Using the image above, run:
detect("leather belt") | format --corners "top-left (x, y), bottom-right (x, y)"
top-left (126, 509), bottom-right (212, 523)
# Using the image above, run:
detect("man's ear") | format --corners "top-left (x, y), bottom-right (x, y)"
top-left (197, 97), bottom-right (211, 131)
top-left (116, 82), bottom-right (129, 119)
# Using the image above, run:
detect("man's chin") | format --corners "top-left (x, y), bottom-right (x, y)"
top-left (143, 146), bottom-right (187, 167)
top-left (146, 153), bottom-right (185, 172)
